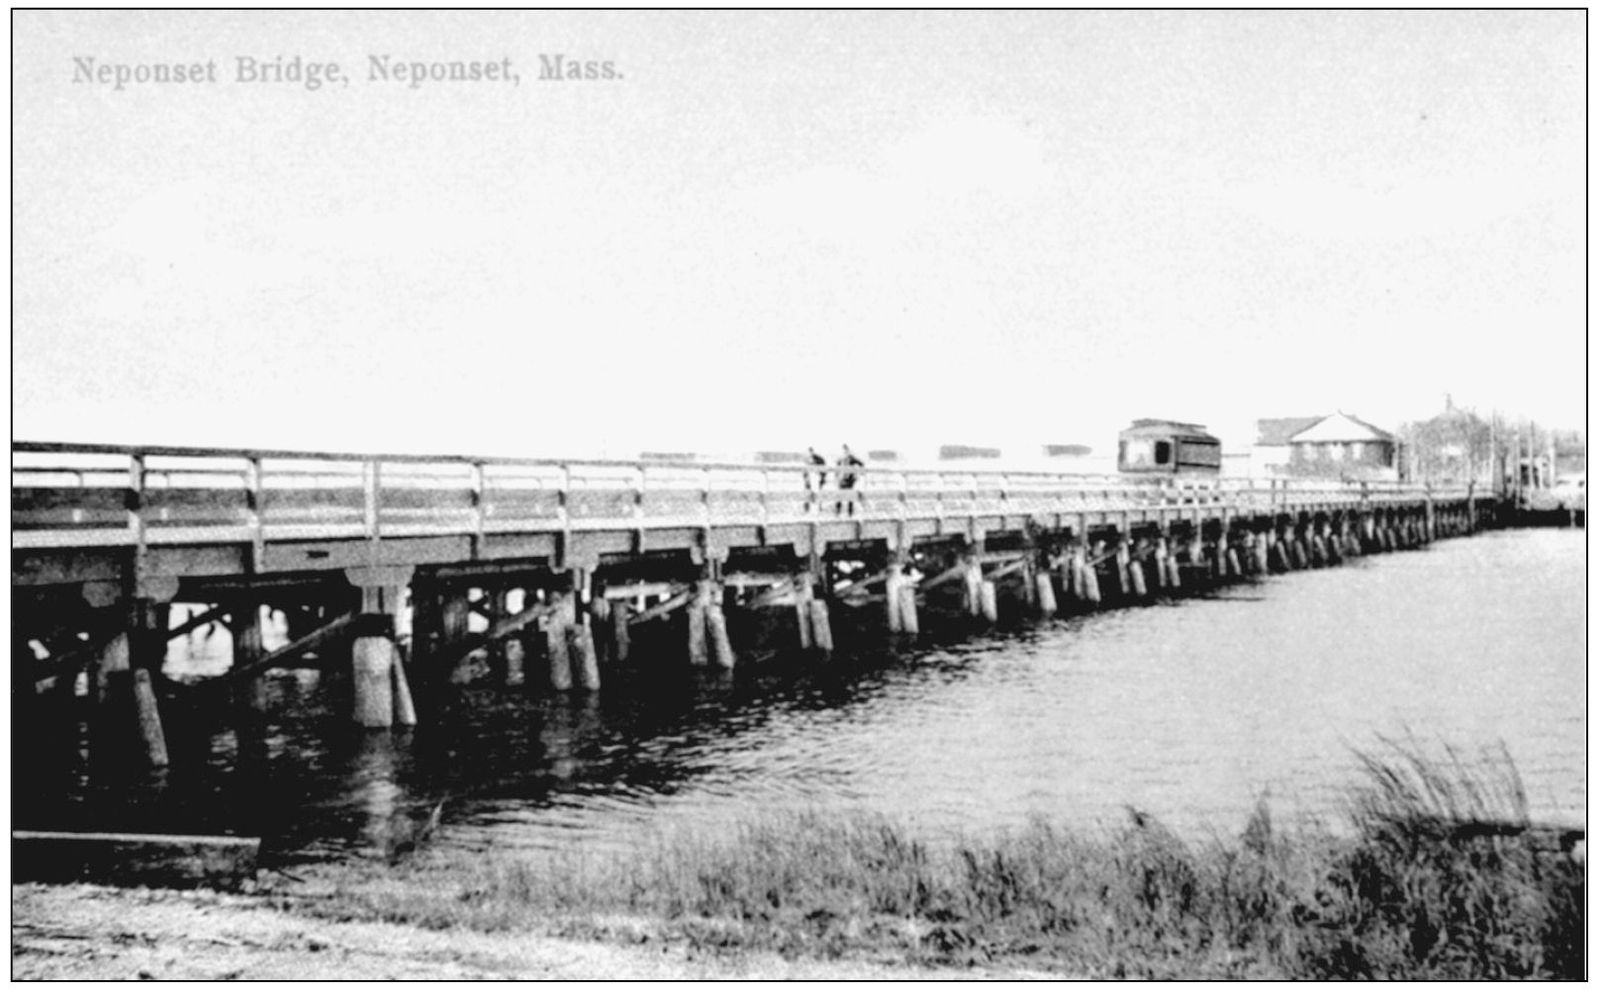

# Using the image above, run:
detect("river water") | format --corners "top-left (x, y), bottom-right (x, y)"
top-left (21, 528), bottom-right (1585, 862)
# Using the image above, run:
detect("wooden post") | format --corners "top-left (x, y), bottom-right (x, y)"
top-left (1254, 531), bottom-right (1271, 574)
top-left (884, 563), bottom-right (904, 633)
top-left (231, 601), bottom-right (269, 755)
top-left (809, 599), bottom-right (835, 655)
top-left (1127, 545), bottom-right (1148, 596)
top-left (1115, 538), bottom-right (1133, 595)
top-left (979, 580), bottom-right (999, 622)
top-left (964, 557), bottom-right (984, 616)
top-left (1070, 546), bottom-right (1087, 601)
top-left (547, 598), bottom-right (573, 691)
top-left (1082, 541), bottom-right (1103, 604)
top-left (898, 580), bottom-right (921, 633)
top-left (440, 589), bottom-right (471, 682)
top-left (501, 636), bottom-right (526, 687)
top-left (705, 600), bottom-right (736, 669)
top-left (131, 669), bottom-right (169, 768)
top-left (686, 581), bottom-right (710, 666)
top-left (611, 601), bottom-right (632, 662)
top-left (793, 573), bottom-right (814, 649)
top-left (1034, 570), bottom-right (1058, 617)
top-left (1154, 538), bottom-right (1172, 590)
top-left (390, 645), bottom-right (418, 726)
top-left (352, 632), bottom-right (395, 729)
top-left (568, 619), bottom-right (602, 690)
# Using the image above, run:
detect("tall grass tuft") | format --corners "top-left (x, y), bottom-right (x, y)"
top-left (1294, 737), bottom-right (1584, 979)
top-left (312, 741), bottom-right (1582, 979)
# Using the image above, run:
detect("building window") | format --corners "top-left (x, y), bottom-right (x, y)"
top-left (1154, 440), bottom-right (1172, 465)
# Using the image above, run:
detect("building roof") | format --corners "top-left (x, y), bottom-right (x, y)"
top-left (1256, 413), bottom-right (1395, 445)
top-left (1287, 412), bottom-right (1396, 444)
top-left (1120, 420), bottom-right (1219, 443)
top-left (1255, 416), bottom-right (1324, 446)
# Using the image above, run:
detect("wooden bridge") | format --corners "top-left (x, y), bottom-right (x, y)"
top-left (13, 440), bottom-right (1502, 770)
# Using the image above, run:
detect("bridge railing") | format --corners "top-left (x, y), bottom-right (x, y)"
top-left (12, 442), bottom-right (1498, 550)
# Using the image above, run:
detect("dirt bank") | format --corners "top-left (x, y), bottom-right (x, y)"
top-left (11, 882), bottom-right (1062, 981)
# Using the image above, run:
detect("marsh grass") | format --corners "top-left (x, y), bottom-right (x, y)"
top-left (312, 741), bottom-right (1583, 979)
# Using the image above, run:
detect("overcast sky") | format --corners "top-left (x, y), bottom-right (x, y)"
top-left (12, 10), bottom-right (1585, 460)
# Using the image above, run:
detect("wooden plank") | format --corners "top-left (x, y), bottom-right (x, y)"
top-left (12, 830), bottom-right (259, 890)
top-left (917, 562), bottom-right (967, 592)
top-left (164, 603), bottom-right (232, 643)
top-left (630, 588), bottom-right (691, 626)
top-left (230, 612), bottom-right (355, 683)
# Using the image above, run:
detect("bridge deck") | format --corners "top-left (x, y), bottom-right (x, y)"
top-left (13, 442), bottom-right (1494, 587)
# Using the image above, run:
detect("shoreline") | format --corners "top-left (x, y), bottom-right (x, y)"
top-left (13, 753), bottom-right (1585, 982)
top-left (10, 880), bottom-right (1062, 981)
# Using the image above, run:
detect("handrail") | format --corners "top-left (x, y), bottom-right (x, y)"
top-left (12, 437), bottom-right (1501, 555)
top-left (12, 440), bottom-right (1499, 496)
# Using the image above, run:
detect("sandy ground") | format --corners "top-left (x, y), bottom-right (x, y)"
top-left (11, 883), bottom-right (1062, 981)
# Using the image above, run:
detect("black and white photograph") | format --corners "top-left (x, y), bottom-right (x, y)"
top-left (10, 9), bottom-right (1586, 980)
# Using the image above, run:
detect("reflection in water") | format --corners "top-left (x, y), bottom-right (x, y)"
top-left (14, 530), bottom-right (1585, 862)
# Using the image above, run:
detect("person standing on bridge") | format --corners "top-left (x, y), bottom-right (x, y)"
top-left (835, 445), bottom-right (864, 516)
top-left (805, 447), bottom-right (828, 510)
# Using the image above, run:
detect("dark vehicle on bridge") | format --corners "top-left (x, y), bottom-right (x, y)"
top-left (1117, 419), bottom-right (1222, 476)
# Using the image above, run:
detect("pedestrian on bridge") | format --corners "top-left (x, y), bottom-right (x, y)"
top-left (835, 445), bottom-right (863, 516)
top-left (805, 447), bottom-right (828, 509)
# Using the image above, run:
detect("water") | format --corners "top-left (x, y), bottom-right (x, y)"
top-left (19, 529), bottom-right (1585, 861)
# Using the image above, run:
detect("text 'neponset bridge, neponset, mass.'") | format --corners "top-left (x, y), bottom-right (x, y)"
top-left (13, 440), bottom-right (1501, 771)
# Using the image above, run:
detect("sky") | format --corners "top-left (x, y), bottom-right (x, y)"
top-left (11, 10), bottom-right (1586, 461)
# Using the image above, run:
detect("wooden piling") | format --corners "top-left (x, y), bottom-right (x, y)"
top-left (1154, 539), bottom-right (1172, 590)
top-left (793, 574), bottom-right (814, 649)
top-left (230, 602), bottom-right (269, 749)
top-left (686, 583), bottom-right (710, 666)
top-left (1127, 555), bottom-right (1148, 596)
top-left (1254, 532), bottom-right (1271, 574)
top-left (705, 602), bottom-right (736, 669)
top-left (390, 646), bottom-right (418, 726)
top-left (1116, 540), bottom-right (1133, 595)
top-left (131, 669), bottom-right (170, 768)
top-left (352, 633), bottom-right (395, 728)
top-left (1225, 547), bottom-right (1242, 578)
top-left (1080, 562), bottom-right (1102, 604)
top-left (1034, 570), bottom-right (1058, 617)
top-left (808, 600), bottom-right (835, 654)
top-left (979, 580), bottom-right (999, 622)
top-left (1070, 547), bottom-right (1088, 601)
top-left (568, 620), bottom-right (601, 690)
top-left (898, 582), bottom-right (921, 634)
top-left (546, 602), bottom-right (573, 691)
top-left (501, 637), bottom-right (526, 687)
top-left (885, 565), bottom-right (904, 633)
top-left (964, 559), bottom-right (984, 616)
top-left (611, 602), bottom-right (632, 662)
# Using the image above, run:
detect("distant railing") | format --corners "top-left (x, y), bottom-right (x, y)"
top-left (11, 441), bottom-right (1499, 551)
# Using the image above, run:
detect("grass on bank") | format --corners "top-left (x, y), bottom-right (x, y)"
top-left (306, 741), bottom-right (1584, 980)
